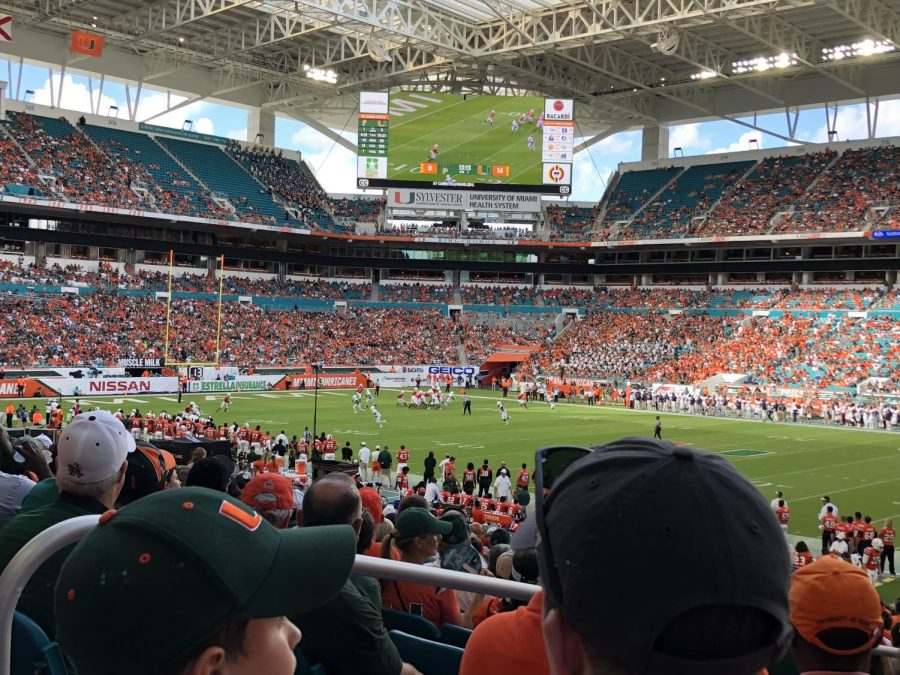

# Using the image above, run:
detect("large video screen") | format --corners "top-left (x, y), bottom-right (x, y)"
top-left (356, 92), bottom-right (573, 195)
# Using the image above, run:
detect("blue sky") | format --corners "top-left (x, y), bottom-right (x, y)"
top-left (3, 59), bottom-right (898, 202)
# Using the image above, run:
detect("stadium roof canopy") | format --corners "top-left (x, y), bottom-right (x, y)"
top-left (0, 0), bottom-right (898, 141)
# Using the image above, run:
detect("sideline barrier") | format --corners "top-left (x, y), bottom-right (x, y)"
top-left (2, 516), bottom-right (897, 675)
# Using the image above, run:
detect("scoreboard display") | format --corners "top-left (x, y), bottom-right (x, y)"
top-left (356, 92), bottom-right (573, 195)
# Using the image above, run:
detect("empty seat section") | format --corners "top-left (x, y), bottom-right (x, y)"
top-left (157, 136), bottom-right (286, 224)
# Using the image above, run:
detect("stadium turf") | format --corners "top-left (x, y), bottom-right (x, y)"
top-left (18, 388), bottom-right (900, 599)
top-left (386, 93), bottom-right (546, 186)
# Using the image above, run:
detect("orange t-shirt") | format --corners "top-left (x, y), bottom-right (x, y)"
top-left (381, 578), bottom-right (459, 629)
top-left (460, 591), bottom-right (548, 675)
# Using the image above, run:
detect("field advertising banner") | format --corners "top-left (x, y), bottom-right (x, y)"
top-left (187, 376), bottom-right (283, 393)
top-left (288, 373), bottom-right (367, 390)
top-left (48, 377), bottom-right (180, 396)
top-left (357, 92), bottom-right (572, 195)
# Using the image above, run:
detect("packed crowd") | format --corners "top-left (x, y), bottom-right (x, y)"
top-left (378, 283), bottom-right (454, 304)
top-left (0, 131), bottom-right (40, 189)
top-left (789, 146), bottom-right (900, 234)
top-left (0, 293), bottom-right (466, 367)
top-left (4, 410), bottom-right (900, 675)
top-left (459, 285), bottom-right (541, 306)
top-left (6, 113), bottom-right (150, 209)
top-left (331, 196), bottom-right (385, 222)
top-left (700, 151), bottom-right (837, 237)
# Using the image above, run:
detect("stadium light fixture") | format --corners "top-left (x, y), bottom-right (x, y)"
top-left (690, 70), bottom-right (717, 80)
top-left (731, 53), bottom-right (797, 74)
top-left (304, 65), bottom-right (338, 84)
top-left (821, 39), bottom-right (895, 61)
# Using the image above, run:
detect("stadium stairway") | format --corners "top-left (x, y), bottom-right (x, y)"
top-left (155, 136), bottom-right (286, 224)
top-left (614, 167), bottom-right (686, 231)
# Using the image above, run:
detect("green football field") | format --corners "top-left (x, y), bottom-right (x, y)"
top-left (16, 387), bottom-right (900, 599)
top-left (387, 93), bottom-right (546, 186)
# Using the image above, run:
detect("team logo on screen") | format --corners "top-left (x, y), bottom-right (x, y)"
top-left (547, 165), bottom-right (566, 182)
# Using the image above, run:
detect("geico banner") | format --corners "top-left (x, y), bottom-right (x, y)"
top-left (289, 374), bottom-right (366, 390)
top-left (47, 377), bottom-right (180, 396)
top-left (188, 376), bottom-right (282, 393)
top-left (389, 189), bottom-right (542, 213)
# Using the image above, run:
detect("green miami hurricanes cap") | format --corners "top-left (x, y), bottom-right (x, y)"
top-left (54, 487), bottom-right (357, 675)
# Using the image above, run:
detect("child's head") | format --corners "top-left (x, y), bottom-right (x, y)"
top-left (55, 487), bottom-right (356, 675)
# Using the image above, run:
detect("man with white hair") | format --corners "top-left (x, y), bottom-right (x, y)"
top-left (0, 410), bottom-right (132, 637)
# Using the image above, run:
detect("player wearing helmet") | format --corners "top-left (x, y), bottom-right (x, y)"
top-left (863, 538), bottom-right (884, 585)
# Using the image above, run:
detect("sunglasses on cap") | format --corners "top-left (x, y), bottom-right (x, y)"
top-left (534, 445), bottom-right (592, 607)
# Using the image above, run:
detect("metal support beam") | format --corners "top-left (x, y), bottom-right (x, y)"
top-left (573, 123), bottom-right (632, 154)
top-left (289, 113), bottom-right (358, 153)
top-left (139, 93), bottom-right (206, 123)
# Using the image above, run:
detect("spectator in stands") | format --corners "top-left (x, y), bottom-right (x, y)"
top-left (0, 428), bottom-right (53, 526)
top-left (289, 473), bottom-right (420, 675)
top-left (117, 443), bottom-right (168, 506)
top-left (461, 544), bottom-right (546, 674)
top-left (186, 456), bottom-right (231, 493)
top-left (789, 557), bottom-right (884, 673)
top-left (54, 487), bottom-right (357, 675)
top-left (239, 472), bottom-right (294, 528)
top-left (0, 410), bottom-right (131, 637)
top-left (538, 438), bottom-right (791, 675)
top-left (380, 507), bottom-right (462, 628)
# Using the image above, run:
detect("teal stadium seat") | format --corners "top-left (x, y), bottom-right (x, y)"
top-left (381, 607), bottom-right (441, 641)
top-left (389, 630), bottom-right (464, 675)
top-left (11, 611), bottom-right (67, 675)
top-left (439, 623), bottom-right (472, 648)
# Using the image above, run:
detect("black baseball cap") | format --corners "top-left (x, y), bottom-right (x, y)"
top-left (538, 437), bottom-right (791, 674)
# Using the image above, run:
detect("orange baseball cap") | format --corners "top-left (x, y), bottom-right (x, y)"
top-left (790, 557), bottom-right (883, 655)
top-left (240, 473), bottom-right (293, 511)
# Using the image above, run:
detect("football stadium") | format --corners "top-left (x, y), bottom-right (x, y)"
top-left (0, 0), bottom-right (899, 672)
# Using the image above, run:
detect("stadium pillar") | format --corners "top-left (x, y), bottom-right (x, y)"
top-left (641, 126), bottom-right (670, 161)
top-left (249, 110), bottom-right (276, 146)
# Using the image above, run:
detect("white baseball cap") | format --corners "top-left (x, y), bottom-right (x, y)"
top-left (57, 410), bottom-right (135, 484)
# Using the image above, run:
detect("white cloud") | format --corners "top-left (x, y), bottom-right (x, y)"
top-left (708, 130), bottom-right (765, 154)
top-left (35, 74), bottom-right (119, 115)
top-left (669, 123), bottom-right (711, 153)
top-left (802, 101), bottom-right (900, 143)
top-left (192, 117), bottom-right (215, 135)
top-left (226, 128), bottom-right (247, 141)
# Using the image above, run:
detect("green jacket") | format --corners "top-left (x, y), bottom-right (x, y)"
top-left (378, 450), bottom-right (392, 468)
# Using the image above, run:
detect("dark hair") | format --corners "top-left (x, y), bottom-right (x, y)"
top-left (865, 515), bottom-right (872, 523)
top-left (795, 541), bottom-right (809, 553)
top-left (303, 473), bottom-right (360, 527)
top-left (357, 508), bottom-right (374, 555)
top-left (186, 458), bottom-right (229, 492)
top-left (165, 617), bottom-right (249, 675)
top-left (398, 494), bottom-right (428, 515)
